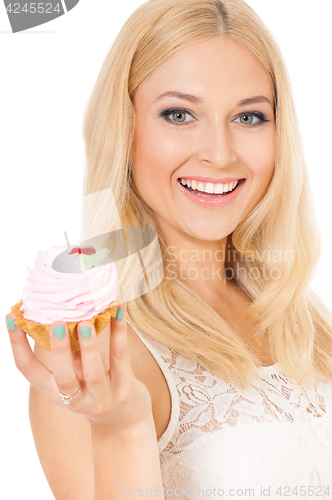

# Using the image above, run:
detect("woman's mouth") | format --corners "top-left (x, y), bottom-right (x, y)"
top-left (178, 178), bottom-right (245, 197)
top-left (176, 178), bottom-right (246, 208)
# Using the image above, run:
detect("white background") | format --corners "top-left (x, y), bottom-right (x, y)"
top-left (1, 1), bottom-right (331, 498)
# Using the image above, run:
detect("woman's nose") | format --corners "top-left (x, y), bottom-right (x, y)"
top-left (196, 122), bottom-right (237, 168)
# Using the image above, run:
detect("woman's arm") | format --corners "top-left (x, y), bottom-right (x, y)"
top-left (30, 377), bottom-right (163, 500)
top-left (29, 366), bottom-right (164, 500)
top-left (29, 383), bottom-right (95, 499)
top-left (91, 419), bottom-right (163, 499)
top-left (8, 307), bottom-right (165, 500)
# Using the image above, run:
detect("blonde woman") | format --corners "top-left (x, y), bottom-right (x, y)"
top-left (6, 0), bottom-right (332, 498)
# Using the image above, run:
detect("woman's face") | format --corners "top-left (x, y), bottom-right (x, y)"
top-left (132, 37), bottom-right (276, 242)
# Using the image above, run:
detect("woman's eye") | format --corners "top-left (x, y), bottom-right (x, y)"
top-left (234, 112), bottom-right (269, 126)
top-left (158, 109), bottom-right (269, 126)
top-left (159, 108), bottom-right (194, 125)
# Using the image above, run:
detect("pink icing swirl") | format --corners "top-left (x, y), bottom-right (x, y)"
top-left (20, 245), bottom-right (118, 323)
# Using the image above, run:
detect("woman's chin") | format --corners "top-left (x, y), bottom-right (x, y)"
top-left (181, 223), bottom-right (232, 243)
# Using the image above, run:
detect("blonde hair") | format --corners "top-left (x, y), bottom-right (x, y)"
top-left (81, 0), bottom-right (332, 390)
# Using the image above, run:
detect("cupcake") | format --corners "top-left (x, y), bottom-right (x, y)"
top-left (11, 244), bottom-right (118, 351)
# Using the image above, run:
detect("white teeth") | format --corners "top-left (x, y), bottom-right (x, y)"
top-left (205, 183), bottom-right (214, 194)
top-left (180, 178), bottom-right (239, 194)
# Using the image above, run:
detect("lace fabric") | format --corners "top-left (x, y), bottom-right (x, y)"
top-left (127, 320), bottom-right (332, 499)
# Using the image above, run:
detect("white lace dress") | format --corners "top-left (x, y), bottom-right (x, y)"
top-left (127, 320), bottom-right (332, 499)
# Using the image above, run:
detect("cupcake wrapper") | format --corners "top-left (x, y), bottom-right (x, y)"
top-left (11, 300), bottom-right (119, 351)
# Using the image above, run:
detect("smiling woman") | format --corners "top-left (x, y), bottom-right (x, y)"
top-left (9, 0), bottom-right (332, 498)
top-left (80, 0), bottom-right (332, 492)
top-left (132, 37), bottom-right (275, 218)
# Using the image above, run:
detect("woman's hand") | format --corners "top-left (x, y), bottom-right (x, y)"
top-left (5, 306), bottom-right (154, 437)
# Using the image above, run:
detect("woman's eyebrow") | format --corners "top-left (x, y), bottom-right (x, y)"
top-left (152, 91), bottom-right (272, 107)
top-left (238, 96), bottom-right (273, 107)
top-left (152, 91), bottom-right (202, 105)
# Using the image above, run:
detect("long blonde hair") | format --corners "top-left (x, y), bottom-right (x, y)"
top-left (81, 0), bottom-right (332, 390)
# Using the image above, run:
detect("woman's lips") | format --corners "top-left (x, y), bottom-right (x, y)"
top-left (177, 178), bottom-right (246, 208)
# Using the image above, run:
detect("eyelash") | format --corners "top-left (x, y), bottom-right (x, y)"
top-left (158, 108), bottom-right (270, 126)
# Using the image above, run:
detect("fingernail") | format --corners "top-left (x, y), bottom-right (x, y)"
top-left (6, 317), bottom-right (16, 331)
top-left (53, 325), bottom-right (65, 339)
top-left (80, 327), bottom-right (91, 339)
top-left (116, 307), bottom-right (123, 320)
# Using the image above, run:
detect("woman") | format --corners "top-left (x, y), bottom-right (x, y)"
top-left (6, 0), bottom-right (332, 498)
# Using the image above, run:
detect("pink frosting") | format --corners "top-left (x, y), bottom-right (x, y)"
top-left (20, 245), bottom-right (118, 323)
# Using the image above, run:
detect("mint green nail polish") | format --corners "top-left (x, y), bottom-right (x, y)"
top-left (53, 325), bottom-right (65, 339)
top-left (6, 317), bottom-right (16, 331)
top-left (80, 327), bottom-right (91, 339)
top-left (116, 308), bottom-right (123, 320)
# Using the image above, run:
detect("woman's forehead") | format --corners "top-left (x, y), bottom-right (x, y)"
top-left (134, 37), bottom-right (274, 109)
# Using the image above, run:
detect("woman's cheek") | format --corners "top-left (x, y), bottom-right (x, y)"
top-left (147, 136), bottom-right (190, 171)
top-left (246, 134), bottom-right (275, 175)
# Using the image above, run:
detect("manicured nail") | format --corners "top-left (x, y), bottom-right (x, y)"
top-left (53, 325), bottom-right (65, 339)
top-left (6, 317), bottom-right (16, 331)
top-left (80, 327), bottom-right (91, 339)
top-left (116, 307), bottom-right (123, 320)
